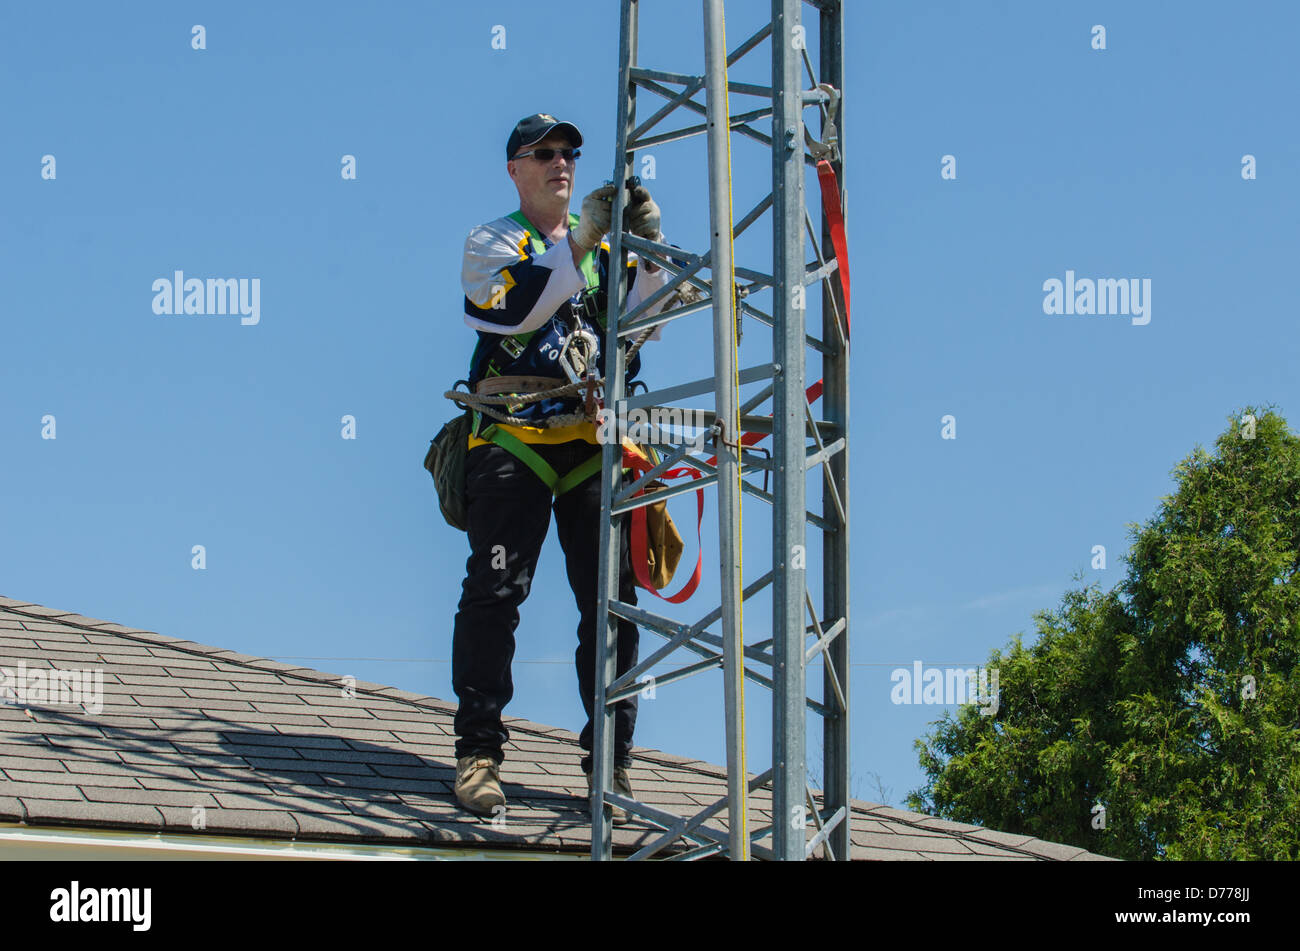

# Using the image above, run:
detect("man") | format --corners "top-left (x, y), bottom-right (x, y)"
top-left (452, 113), bottom-right (673, 823)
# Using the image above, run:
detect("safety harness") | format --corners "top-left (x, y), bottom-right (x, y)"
top-left (467, 209), bottom-right (609, 497)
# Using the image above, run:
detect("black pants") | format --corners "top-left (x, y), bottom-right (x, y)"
top-left (451, 439), bottom-right (640, 773)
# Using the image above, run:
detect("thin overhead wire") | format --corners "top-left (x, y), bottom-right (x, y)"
top-left (265, 655), bottom-right (977, 668)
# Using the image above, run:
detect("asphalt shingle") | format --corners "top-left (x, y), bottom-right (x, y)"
top-left (0, 599), bottom-right (1115, 860)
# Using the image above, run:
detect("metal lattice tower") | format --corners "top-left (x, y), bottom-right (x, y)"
top-left (592, 0), bottom-right (848, 861)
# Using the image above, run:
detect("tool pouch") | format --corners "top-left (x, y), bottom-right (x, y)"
top-left (424, 408), bottom-right (474, 532)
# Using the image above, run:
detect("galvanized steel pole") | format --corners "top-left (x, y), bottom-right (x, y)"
top-left (770, 0), bottom-right (809, 861)
top-left (702, 0), bottom-right (749, 862)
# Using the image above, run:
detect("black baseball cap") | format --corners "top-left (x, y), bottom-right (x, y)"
top-left (506, 113), bottom-right (583, 160)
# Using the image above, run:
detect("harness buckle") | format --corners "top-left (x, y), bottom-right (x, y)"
top-left (572, 286), bottom-right (603, 322)
top-left (558, 328), bottom-right (600, 386)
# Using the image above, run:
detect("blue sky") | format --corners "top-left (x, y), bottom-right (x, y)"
top-left (3, 0), bottom-right (1298, 811)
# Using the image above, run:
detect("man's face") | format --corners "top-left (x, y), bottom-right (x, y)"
top-left (507, 132), bottom-right (578, 204)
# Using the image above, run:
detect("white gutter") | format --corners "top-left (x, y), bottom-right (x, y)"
top-left (0, 823), bottom-right (583, 861)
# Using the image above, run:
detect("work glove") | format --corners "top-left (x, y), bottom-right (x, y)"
top-left (626, 185), bottom-right (661, 241)
top-left (571, 184), bottom-right (616, 252)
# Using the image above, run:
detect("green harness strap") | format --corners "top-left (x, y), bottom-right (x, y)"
top-left (480, 423), bottom-right (603, 497)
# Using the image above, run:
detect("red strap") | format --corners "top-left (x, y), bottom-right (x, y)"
top-left (623, 446), bottom-right (704, 602)
top-left (816, 159), bottom-right (850, 339)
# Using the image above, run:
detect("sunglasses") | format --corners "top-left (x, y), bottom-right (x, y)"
top-left (513, 147), bottom-right (581, 162)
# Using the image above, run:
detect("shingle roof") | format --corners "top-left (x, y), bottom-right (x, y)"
top-left (0, 597), bottom-right (1114, 860)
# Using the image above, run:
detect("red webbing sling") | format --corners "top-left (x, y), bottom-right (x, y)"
top-left (816, 159), bottom-right (851, 332)
top-left (623, 444), bottom-right (705, 603)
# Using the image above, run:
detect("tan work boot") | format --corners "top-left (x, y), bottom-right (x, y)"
top-left (587, 766), bottom-right (633, 825)
top-left (455, 752), bottom-right (506, 816)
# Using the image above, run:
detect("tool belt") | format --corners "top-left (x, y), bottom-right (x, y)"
top-left (475, 374), bottom-right (583, 417)
top-left (473, 375), bottom-right (568, 396)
